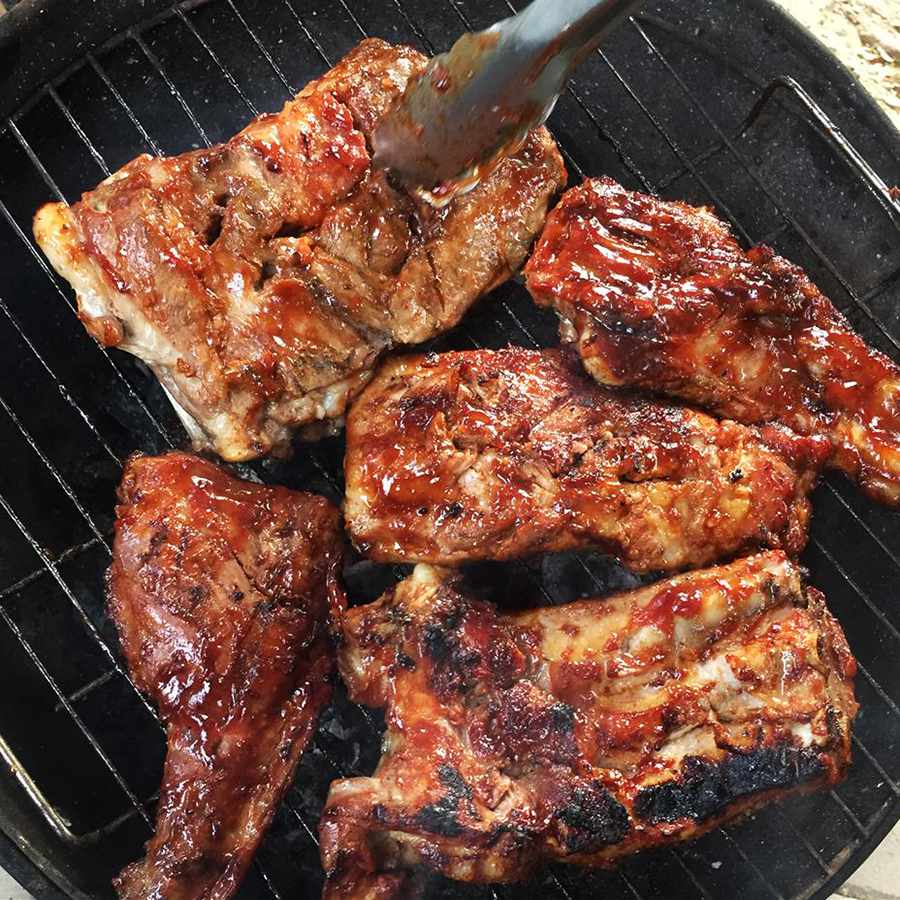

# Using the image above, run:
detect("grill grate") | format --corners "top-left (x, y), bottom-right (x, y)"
top-left (0, 0), bottom-right (898, 897)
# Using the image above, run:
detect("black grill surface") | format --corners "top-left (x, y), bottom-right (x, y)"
top-left (0, 1), bottom-right (899, 898)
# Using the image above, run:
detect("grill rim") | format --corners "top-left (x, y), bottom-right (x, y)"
top-left (1, 0), bottom-right (899, 145)
top-left (0, 0), bottom-right (899, 898)
top-left (0, 0), bottom-right (176, 118)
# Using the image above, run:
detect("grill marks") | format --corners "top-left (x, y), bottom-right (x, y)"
top-left (413, 764), bottom-right (476, 837)
top-left (343, 348), bottom-right (825, 571)
top-left (321, 556), bottom-right (856, 897)
top-left (33, 38), bottom-right (566, 461)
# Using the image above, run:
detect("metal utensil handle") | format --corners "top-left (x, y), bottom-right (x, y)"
top-left (507, 0), bottom-right (642, 68)
top-left (372, 0), bottom-right (643, 189)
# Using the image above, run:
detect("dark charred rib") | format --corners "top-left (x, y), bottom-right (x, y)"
top-left (524, 177), bottom-right (900, 506)
top-left (632, 747), bottom-right (825, 824)
top-left (343, 348), bottom-right (826, 571)
top-left (321, 554), bottom-right (856, 897)
top-left (109, 452), bottom-right (342, 900)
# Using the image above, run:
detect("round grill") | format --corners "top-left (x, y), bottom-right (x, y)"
top-left (0, 0), bottom-right (898, 898)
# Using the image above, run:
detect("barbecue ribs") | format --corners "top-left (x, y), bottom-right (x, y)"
top-left (344, 348), bottom-right (825, 570)
top-left (321, 554), bottom-right (856, 896)
top-left (524, 177), bottom-right (900, 505)
top-left (109, 452), bottom-right (342, 900)
top-left (33, 39), bottom-right (565, 461)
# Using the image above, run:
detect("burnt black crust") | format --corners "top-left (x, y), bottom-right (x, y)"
top-left (559, 781), bottom-right (630, 852)
top-left (633, 747), bottom-right (824, 824)
top-left (549, 702), bottom-right (576, 733)
top-left (414, 765), bottom-right (474, 837)
top-left (421, 599), bottom-right (483, 695)
top-left (423, 618), bottom-right (456, 663)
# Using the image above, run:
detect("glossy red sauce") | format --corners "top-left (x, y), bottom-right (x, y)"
top-left (525, 177), bottom-right (900, 504)
top-left (346, 349), bottom-right (817, 566)
top-left (589, 704), bottom-right (669, 756)
top-left (110, 452), bottom-right (341, 900)
top-left (325, 552), bottom-right (857, 898)
top-left (630, 586), bottom-right (704, 638)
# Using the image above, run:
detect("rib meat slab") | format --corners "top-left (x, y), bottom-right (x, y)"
top-left (525, 177), bottom-right (900, 505)
top-left (34, 39), bottom-right (564, 460)
top-left (344, 348), bottom-right (825, 570)
top-left (321, 554), bottom-right (856, 896)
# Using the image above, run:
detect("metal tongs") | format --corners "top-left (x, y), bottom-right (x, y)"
top-left (372, 0), bottom-right (642, 201)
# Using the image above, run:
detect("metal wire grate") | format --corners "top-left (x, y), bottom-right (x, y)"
top-left (0, 0), bottom-right (898, 897)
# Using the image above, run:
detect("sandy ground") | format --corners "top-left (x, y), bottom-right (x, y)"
top-left (775, 0), bottom-right (900, 129)
top-left (771, 4), bottom-right (900, 897)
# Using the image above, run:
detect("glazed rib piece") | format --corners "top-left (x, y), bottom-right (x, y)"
top-left (344, 348), bottom-right (825, 570)
top-left (34, 39), bottom-right (565, 461)
top-left (524, 177), bottom-right (900, 505)
top-left (109, 452), bottom-right (342, 900)
top-left (321, 555), bottom-right (857, 897)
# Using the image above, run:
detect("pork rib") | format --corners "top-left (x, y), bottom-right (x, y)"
top-left (344, 348), bottom-right (825, 570)
top-left (524, 177), bottom-right (900, 505)
top-left (34, 39), bottom-right (565, 461)
top-left (321, 554), bottom-right (856, 897)
top-left (109, 452), bottom-right (342, 899)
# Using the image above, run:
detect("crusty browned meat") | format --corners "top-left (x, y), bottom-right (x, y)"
top-left (343, 348), bottom-right (826, 571)
top-left (34, 39), bottom-right (565, 461)
top-left (108, 452), bottom-right (342, 900)
top-left (524, 177), bottom-right (900, 505)
top-left (320, 555), bottom-right (857, 897)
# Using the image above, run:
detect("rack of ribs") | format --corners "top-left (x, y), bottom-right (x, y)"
top-left (343, 348), bottom-right (826, 570)
top-left (33, 38), bottom-right (565, 461)
top-left (320, 554), bottom-right (857, 897)
top-left (524, 177), bottom-right (900, 505)
top-left (108, 452), bottom-right (342, 900)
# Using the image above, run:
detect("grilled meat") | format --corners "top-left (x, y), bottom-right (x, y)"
top-left (321, 554), bottom-right (856, 897)
top-left (33, 39), bottom-right (565, 461)
top-left (344, 348), bottom-right (825, 570)
top-left (524, 177), bottom-right (900, 505)
top-left (109, 452), bottom-right (342, 900)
